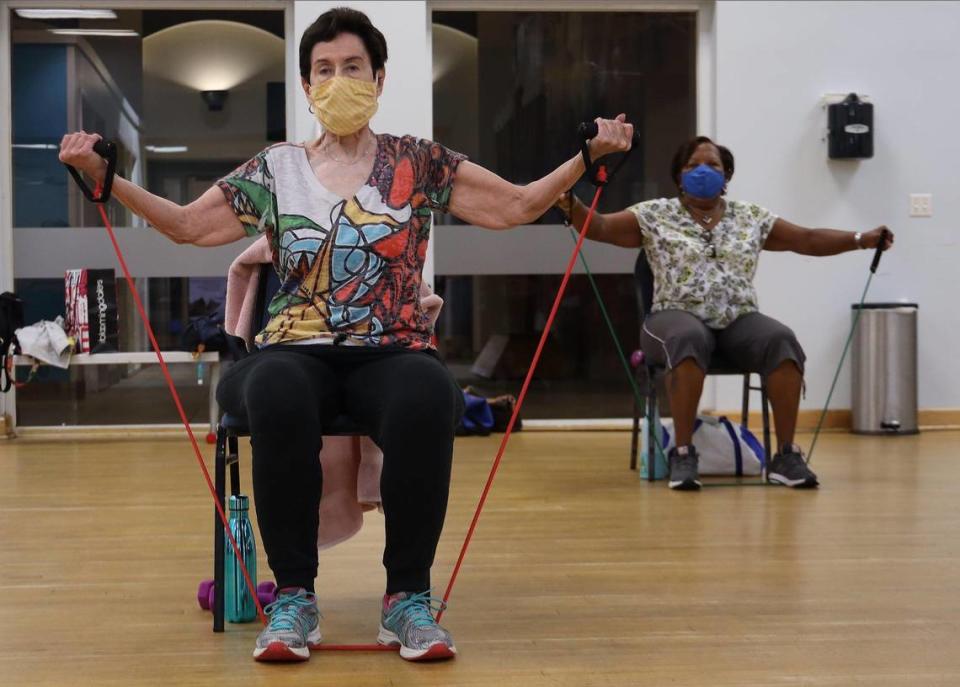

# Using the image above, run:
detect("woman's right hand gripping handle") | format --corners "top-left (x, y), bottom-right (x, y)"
top-left (58, 130), bottom-right (246, 246)
top-left (59, 131), bottom-right (109, 185)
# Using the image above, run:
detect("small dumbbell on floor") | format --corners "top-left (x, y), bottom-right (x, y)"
top-left (196, 579), bottom-right (278, 613)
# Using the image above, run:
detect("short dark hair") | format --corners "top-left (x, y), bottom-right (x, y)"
top-left (670, 136), bottom-right (735, 193)
top-left (299, 7), bottom-right (388, 82)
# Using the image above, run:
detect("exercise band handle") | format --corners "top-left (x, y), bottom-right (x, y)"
top-left (577, 121), bottom-right (642, 143)
top-left (64, 137), bottom-right (116, 203)
top-left (869, 228), bottom-right (891, 274)
top-left (577, 121), bottom-right (641, 187)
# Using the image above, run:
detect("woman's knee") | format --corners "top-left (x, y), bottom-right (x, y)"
top-left (762, 326), bottom-right (806, 375)
top-left (241, 356), bottom-right (325, 428)
top-left (642, 312), bottom-right (713, 369)
top-left (662, 327), bottom-right (713, 372)
top-left (379, 365), bottom-right (462, 437)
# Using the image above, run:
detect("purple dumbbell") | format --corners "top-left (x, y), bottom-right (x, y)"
top-left (257, 581), bottom-right (278, 607)
top-left (198, 578), bottom-right (277, 612)
top-left (197, 579), bottom-right (215, 611)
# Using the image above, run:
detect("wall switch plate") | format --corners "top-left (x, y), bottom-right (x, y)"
top-left (909, 193), bottom-right (933, 217)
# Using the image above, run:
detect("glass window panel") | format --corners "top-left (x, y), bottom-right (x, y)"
top-left (432, 11), bottom-right (696, 418)
top-left (12, 275), bottom-right (225, 426)
top-left (8, 7), bottom-right (283, 426)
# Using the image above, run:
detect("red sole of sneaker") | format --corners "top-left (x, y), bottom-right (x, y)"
top-left (254, 642), bottom-right (310, 662)
top-left (404, 644), bottom-right (457, 662)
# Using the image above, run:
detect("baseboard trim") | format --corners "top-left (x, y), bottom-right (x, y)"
top-left (707, 408), bottom-right (960, 432)
top-left (918, 409), bottom-right (960, 428)
top-left (705, 409), bottom-right (850, 432)
top-left (3, 410), bottom-right (958, 441)
top-left (11, 424), bottom-right (215, 443)
top-left (522, 409), bottom-right (960, 433)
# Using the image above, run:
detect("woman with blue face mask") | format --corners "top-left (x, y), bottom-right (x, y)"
top-left (557, 136), bottom-right (894, 491)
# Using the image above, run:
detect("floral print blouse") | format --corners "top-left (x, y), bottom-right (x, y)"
top-left (627, 198), bottom-right (777, 328)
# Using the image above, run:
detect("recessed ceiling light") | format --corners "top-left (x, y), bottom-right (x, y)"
top-left (49, 28), bottom-right (139, 37)
top-left (145, 146), bottom-right (188, 154)
top-left (17, 9), bottom-right (117, 20)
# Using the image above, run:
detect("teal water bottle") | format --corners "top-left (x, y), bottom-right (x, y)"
top-left (224, 494), bottom-right (258, 623)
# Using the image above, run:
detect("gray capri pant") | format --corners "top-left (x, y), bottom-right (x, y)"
top-left (640, 310), bottom-right (806, 376)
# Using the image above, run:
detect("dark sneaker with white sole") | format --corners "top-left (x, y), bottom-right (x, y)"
top-left (767, 445), bottom-right (819, 488)
top-left (668, 445), bottom-right (701, 491)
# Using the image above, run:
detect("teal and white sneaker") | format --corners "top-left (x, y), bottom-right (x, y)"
top-left (377, 591), bottom-right (457, 661)
top-left (252, 589), bottom-right (322, 662)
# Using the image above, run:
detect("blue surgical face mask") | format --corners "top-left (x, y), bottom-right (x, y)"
top-left (681, 164), bottom-right (725, 199)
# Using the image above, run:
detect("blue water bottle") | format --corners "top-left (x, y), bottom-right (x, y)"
top-left (224, 494), bottom-right (258, 623)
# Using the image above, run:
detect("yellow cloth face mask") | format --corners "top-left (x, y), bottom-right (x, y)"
top-left (309, 77), bottom-right (379, 136)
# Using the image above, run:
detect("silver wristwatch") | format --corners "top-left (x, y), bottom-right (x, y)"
top-left (854, 231), bottom-right (864, 249)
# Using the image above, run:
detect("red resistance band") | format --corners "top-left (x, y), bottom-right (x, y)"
top-left (91, 169), bottom-right (606, 642)
top-left (91, 192), bottom-right (267, 626)
top-left (436, 179), bottom-right (605, 622)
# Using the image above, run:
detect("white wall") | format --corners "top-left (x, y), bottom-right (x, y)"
top-left (710, 0), bottom-right (960, 412)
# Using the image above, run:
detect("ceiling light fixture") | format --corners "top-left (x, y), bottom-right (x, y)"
top-left (17, 9), bottom-right (117, 20)
top-left (145, 145), bottom-right (189, 154)
top-left (200, 90), bottom-right (229, 112)
top-left (49, 28), bottom-right (139, 37)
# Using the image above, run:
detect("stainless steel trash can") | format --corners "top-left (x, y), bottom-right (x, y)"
top-left (851, 303), bottom-right (918, 434)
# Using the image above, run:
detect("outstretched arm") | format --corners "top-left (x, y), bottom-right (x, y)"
top-left (447, 115), bottom-right (634, 230)
top-left (764, 218), bottom-right (894, 255)
top-left (59, 131), bottom-right (246, 246)
top-left (558, 192), bottom-right (643, 248)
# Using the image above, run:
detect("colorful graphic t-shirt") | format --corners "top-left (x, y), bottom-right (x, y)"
top-left (217, 134), bottom-right (465, 349)
top-left (628, 198), bottom-right (778, 328)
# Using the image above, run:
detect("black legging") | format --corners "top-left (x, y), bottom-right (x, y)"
top-left (216, 344), bottom-right (464, 594)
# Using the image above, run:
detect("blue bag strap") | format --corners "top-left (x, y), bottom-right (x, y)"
top-left (718, 416), bottom-right (743, 476)
top-left (738, 423), bottom-right (767, 468)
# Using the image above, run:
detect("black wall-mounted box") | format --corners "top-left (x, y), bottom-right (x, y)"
top-left (828, 93), bottom-right (873, 159)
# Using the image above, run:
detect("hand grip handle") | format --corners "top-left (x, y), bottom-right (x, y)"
top-left (92, 139), bottom-right (113, 159)
top-left (64, 137), bottom-right (117, 203)
top-left (576, 121), bottom-right (640, 186)
top-left (869, 228), bottom-right (891, 274)
top-left (577, 121), bottom-right (642, 146)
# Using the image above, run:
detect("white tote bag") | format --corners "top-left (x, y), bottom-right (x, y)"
top-left (661, 415), bottom-right (765, 476)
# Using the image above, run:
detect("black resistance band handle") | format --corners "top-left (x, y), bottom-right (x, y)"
top-left (869, 228), bottom-right (892, 274)
top-left (64, 138), bottom-right (117, 203)
top-left (577, 121), bottom-right (642, 187)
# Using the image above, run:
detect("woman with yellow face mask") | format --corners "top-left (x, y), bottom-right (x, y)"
top-left (58, 7), bottom-right (633, 666)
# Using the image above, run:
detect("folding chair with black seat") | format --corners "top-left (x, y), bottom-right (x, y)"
top-left (211, 264), bottom-right (366, 632)
top-left (628, 250), bottom-right (773, 481)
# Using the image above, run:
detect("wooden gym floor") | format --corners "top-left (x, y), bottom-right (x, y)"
top-left (0, 429), bottom-right (958, 686)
